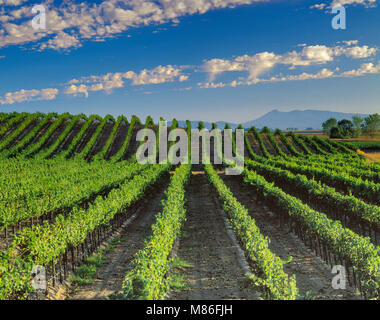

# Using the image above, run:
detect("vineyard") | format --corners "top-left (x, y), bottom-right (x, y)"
top-left (0, 111), bottom-right (379, 300)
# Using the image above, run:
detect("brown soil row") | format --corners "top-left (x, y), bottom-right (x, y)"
top-left (220, 174), bottom-right (360, 300)
top-left (67, 175), bottom-right (170, 300)
top-left (170, 172), bottom-right (259, 300)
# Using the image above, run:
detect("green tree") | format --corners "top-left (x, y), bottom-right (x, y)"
top-left (330, 126), bottom-right (343, 139)
top-left (261, 126), bottom-right (271, 134)
top-left (352, 116), bottom-right (363, 138)
top-left (362, 113), bottom-right (380, 137)
top-left (322, 118), bottom-right (337, 135)
top-left (329, 120), bottom-right (354, 139)
top-left (338, 119), bottom-right (354, 138)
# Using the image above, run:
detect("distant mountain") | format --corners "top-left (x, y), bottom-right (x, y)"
top-left (242, 109), bottom-right (369, 130)
top-left (167, 109), bottom-right (370, 130)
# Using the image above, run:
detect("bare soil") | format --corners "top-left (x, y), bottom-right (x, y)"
top-left (67, 175), bottom-right (170, 300)
top-left (220, 174), bottom-right (360, 300)
top-left (87, 122), bottom-right (114, 160)
top-left (106, 123), bottom-right (128, 159)
top-left (74, 122), bottom-right (99, 154)
top-left (23, 120), bottom-right (52, 151)
top-left (170, 172), bottom-right (259, 300)
top-left (52, 120), bottom-right (84, 156)
top-left (246, 133), bottom-right (263, 156)
top-left (287, 136), bottom-right (305, 154)
top-left (39, 121), bottom-right (68, 152)
top-left (261, 134), bottom-right (278, 156)
top-left (122, 125), bottom-right (142, 160)
top-left (275, 136), bottom-right (292, 156)
top-left (6, 120), bottom-right (38, 150)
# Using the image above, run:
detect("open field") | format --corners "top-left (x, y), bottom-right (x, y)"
top-left (0, 112), bottom-right (379, 301)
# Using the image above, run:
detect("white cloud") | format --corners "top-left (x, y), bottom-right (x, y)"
top-left (263, 68), bottom-right (335, 83)
top-left (0, 88), bottom-right (59, 105)
top-left (342, 40), bottom-right (358, 46)
top-left (65, 84), bottom-right (90, 98)
top-left (331, 0), bottom-right (377, 7)
top-left (39, 32), bottom-right (81, 50)
top-left (333, 45), bottom-right (377, 58)
top-left (311, 0), bottom-right (377, 9)
top-left (0, 0), bottom-right (269, 51)
top-left (200, 60), bottom-right (380, 89)
top-left (310, 3), bottom-right (327, 9)
top-left (0, 0), bottom-right (27, 6)
top-left (200, 42), bottom-right (377, 83)
top-left (65, 65), bottom-right (187, 97)
top-left (340, 61), bottom-right (380, 76)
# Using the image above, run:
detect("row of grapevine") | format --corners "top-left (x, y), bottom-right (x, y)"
top-left (1, 113), bottom-right (57, 158)
top-left (286, 132), bottom-right (312, 155)
top-left (300, 153), bottom-right (380, 174)
top-left (300, 135), bottom-right (329, 155)
top-left (0, 163), bottom-right (170, 299)
top-left (0, 159), bottom-right (148, 232)
top-left (243, 140), bottom-right (380, 206)
top-left (284, 154), bottom-right (380, 184)
top-left (312, 136), bottom-right (337, 154)
top-left (245, 158), bottom-right (380, 241)
top-left (264, 157), bottom-right (380, 206)
top-left (123, 164), bottom-right (191, 299)
top-left (74, 115), bottom-right (115, 160)
top-left (274, 130), bottom-right (302, 156)
top-left (242, 168), bottom-right (380, 299)
top-left (0, 113), bottom-right (41, 152)
top-left (56, 115), bottom-right (102, 159)
top-left (18, 113), bottom-right (71, 158)
top-left (248, 127), bottom-right (271, 158)
top-left (261, 128), bottom-right (287, 157)
top-left (205, 163), bottom-right (298, 299)
top-left (35, 115), bottom-right (86, 159)
top-left (0, 113), bottom-right (27, 139)
top-left (93, 115), bottom-right (128, 161)
top-left (109, 115), bottom-right (139, 162)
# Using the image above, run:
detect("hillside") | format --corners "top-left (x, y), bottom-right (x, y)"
top-left (241, 109), bottom-right (369, 130)
top-left (169, 109), bottom-right (369, 130)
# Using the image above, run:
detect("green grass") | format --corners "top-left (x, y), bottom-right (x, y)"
top-left (70, 239), bottom-right (121, 285)
top-left (169, 257), bottom-right (192, 292)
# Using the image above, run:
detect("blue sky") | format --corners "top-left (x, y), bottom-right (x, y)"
top-left (0, 0), bottom-right (379, 123)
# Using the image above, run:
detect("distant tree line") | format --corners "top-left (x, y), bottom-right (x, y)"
top-left (322, 113), bottom-right (380, 139)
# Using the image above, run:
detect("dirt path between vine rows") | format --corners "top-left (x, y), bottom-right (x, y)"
top-left (221, 174), bottom-right (361, 300)
top-left (170, 171), bottom-right (259, 300)
top-left (67, 176), bottom-right (170, 300)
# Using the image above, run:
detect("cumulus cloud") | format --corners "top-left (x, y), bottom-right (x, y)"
top-left (0, 0), bottom-right (269, 51)
top-left (310, 3), bottom-right (327, 9)
top-left (39, 32), bottom-right (81, 50)
top-left (340, 61), bottom-right (380, 76)
top-left (331, 0), bottom-right (377, 7)
top-left (200, 42), bottom-right (377, 83)
top-left (200, 61), bottom-right (380, 89)
top-left (0, 88), bottom-right (59, 104)
top-left (311, 0), bottom-right (377, 9)
top-left (0, 0), bottom-right (27, 6)
top-left (65, 65), bottom-right (188, 97)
